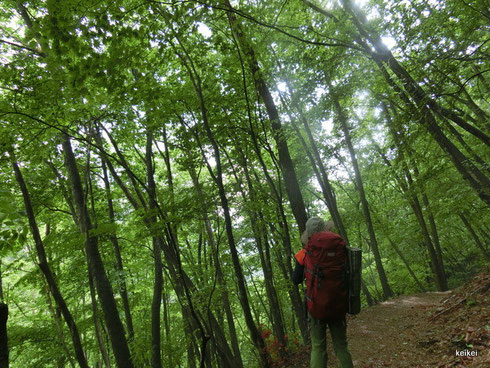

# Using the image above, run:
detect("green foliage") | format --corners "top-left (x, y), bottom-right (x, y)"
top-left (0, 0), bottom-right (488, 366)
top-left (0, 190), bottom-right (28, 253)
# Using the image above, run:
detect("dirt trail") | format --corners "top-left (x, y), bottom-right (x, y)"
top-left (284, 272), bottom-right (490, 368)
top-left (340, 292), bottom-right (450, 368)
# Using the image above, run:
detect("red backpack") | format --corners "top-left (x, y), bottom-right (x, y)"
top-left (304, 231), bottom-right (348, 320)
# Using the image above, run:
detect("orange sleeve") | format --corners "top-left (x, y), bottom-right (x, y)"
top-left (294, 249), bottom-right (306, 266)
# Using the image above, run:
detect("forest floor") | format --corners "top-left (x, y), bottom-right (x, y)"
top-left (280, 269), bottom-right (489, 368)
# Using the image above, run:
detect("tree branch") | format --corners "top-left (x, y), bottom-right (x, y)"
top-left (0, 39), bottom-right (45, 57)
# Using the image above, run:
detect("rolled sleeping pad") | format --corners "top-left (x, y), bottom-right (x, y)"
top-left (346, 246), bottom-right (362, 315)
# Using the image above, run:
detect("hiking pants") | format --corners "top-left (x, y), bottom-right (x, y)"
top-left (309, 313), bottom-right (353, 368)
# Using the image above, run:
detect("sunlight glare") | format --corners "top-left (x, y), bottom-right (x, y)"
top-left (321, 118), bottom-right (334, 135)
top-left (353, 0), bottom-right (369, 7)
top-left (197, 22), bottom-right (212, 39)
top-left (381, 36), bottom-right (396, 50)
top-left (277, 82), bottom-right (287, 92)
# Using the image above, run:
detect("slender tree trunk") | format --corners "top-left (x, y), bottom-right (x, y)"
top-left (11, 151), bottom-right (89, 368)
top-left (85, 152), bottom-right (113, 368)
top-left (152, 130), bottom-right (212, 368)
top-left (387, 239), bottom-right (426, 292)
top-left (188, 167), bottom-right (244, 368)
top-left (361, 280), bottom-right (375, 306)
top-left (453, 82), bottom-right (489, 128)
top-left (0, 261), bottom-right (3, 302)
top-left (459, 213), bottom-right (490, 260)
top-left (297, 109), bottom-right (348, 241)
top-left (174, 34), bottom-right (270, 366)
top-left (101, 160), bottom-right (134, 341)
top-left (354, 174), bottom-right (426, 293)
top-left (409, 161), bottom-right (448, 289)
top-left (428, 101), bottom-right (490, 146)
top-left (159, 126), bottom-right (178, 242)
top-left (263, 184), bottom-right (309, 345)
top-left (263, 228), bottom-right (288, 328)
top-left (224, 0), bottom-right (308, 233)
top-left (275, 67), bottom-right (349, 242)
top-left (88, 267), bottom-right (111, 368)
top-left (390, 156), bottom-right (448, 291)
top-left (242, 108), bottom-right (309, 343)
top-left (0, 303), bottom-right (7, 368)
top-left (46, 160), bottom-right (79, 225)
top-left (42, 283), bottom-right (76, 368)
top-left (227, 23), bottom-right (309, 343)
top-left (200, 118), bottom-right (270, 367)
top-left (61, 134), bottom-right (134, 368)
top-left (380, 104), bottom-right (449, 291)
top-left (332, 96), bottom-right (393, 299)
top-left (150, 237), bottom-right (163, 368)
top-left (187, 336), bottom-right (197, 368)
top-left (101, 128), bottom-right (148, 209)
top-left (420, 192), bottom-right (446, 276)
top-left (226, 145), bottom-right (288, 352)
top-left (145, 129), bottom-right (164, 368)
top-left (162, 279), bottom-right (173, 367)
top-left (440, 117), bottom-right (488, 171)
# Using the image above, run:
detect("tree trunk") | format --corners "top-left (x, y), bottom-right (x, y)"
top-left (46, 160), bottom-right (79, 225)
top-left (145, 129), bottom-right (164, 368)
top-left (224, 0), bottom-right (308, 233)
top-left (228, 31), bottom-right (309, 343)
top-left (0, 261), bottom-right (3, 302)
top-left (333, 96), bottom-right (393, 299)
top-left (159, 126), bottom-right (178, 242)
top-left (428, 101), bottom-right (490, 147)
top-left (61, 134), bottom-right (134, 368)
top-left (387, 239), bottom-right (426, 292)
top-left (42, 283), bottom-right (76, 368)
top-left (297, 109), bottom-right (348, 241)
top-left (88, 266), bottom-right (112, 368)
top-left (0, 303), bottom-right (8, 368)
top-left (200, 111), bottom-right (270, 368)
top-left (362, 187), bottom-right (426, 293)
top-left (275, 68), bottom-right (349, 242)
top-left (226, 144), bottom-right (288, 352)
top-left (173, 33), bottom-right (270, 366)
top-left (459, 213), bottom-right (490, 260)
top-left (151, 237), bottom-right (164, 368)
top-left (11, 151), bottom-right (89, 368)
top-left (241, 103), bottom-right (309, 343)
top-left (380, 104), bottom-right (449, 291)
top-left (420, 191), bottom-right (446, 279)
top-left (162, 279), bottom-right (173, 367)
top-left (101, 159), bottom-right (134, 341)
top-left (361, 280), bottom-right (375, 306)
top-left (441, 118), bottom-right (489, 175)
top-left (188, 166), bottom-right (244, 368)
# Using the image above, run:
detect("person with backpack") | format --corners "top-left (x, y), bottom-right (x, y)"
top-left (292, 217), bottom-right (354, 368)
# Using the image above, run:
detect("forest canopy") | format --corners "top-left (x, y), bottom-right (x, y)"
top-left (0, 0), bottom-right (488, 367)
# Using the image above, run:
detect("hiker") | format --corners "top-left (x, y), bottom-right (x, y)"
top-left (292, 217), bottom-right (354, 368)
